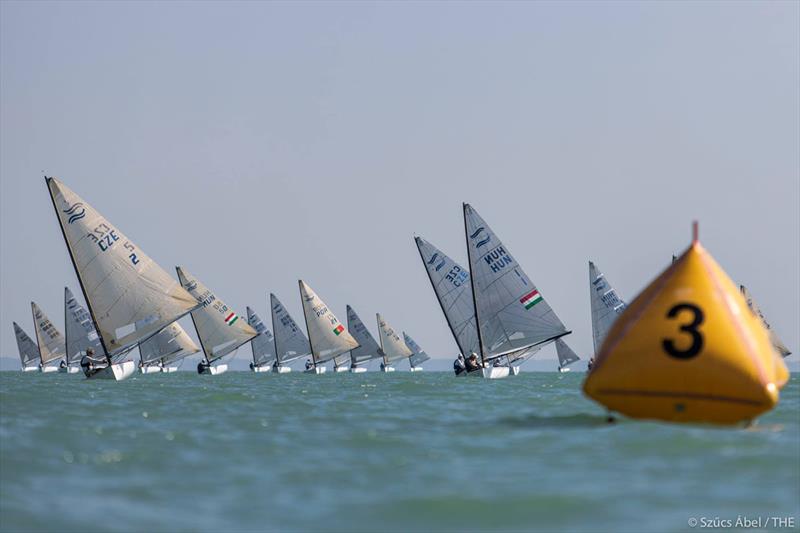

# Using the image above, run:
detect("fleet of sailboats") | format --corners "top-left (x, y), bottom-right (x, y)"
top-left (10, 178), bottom-right (792, 384)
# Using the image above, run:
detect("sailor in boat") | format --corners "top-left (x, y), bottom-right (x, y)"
top-left (587, 357), bottom-right (595, 372)
top-left (80, 348), bottom-right (110, 377)
top-left (59, 360), bottom-right (67, 371)
top-left (305, 359), bottom-right (313, 371)
top-left (453, 354), bottom-right (466, 376)
top-left (465, 353), bottom-right (482, 373)
top-left (273, 360), bottom-right (279, 371)
top-left (249, 362), bottom-right (255, 371)
top-left (197, 360), bottom-right (210, 373)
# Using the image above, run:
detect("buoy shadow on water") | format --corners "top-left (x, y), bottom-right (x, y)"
top-left (499, 413), bottom-right (618, 429)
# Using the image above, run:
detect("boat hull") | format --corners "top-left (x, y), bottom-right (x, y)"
top-left (162, 366), bottom-right (179, 373)
top-left (381, 366), bottom-right (395, 373)
top-left (139, 366), bottom-right (162, 374)
top-left (272, 365), bottom-right (292, 374)
top-left (557, 367), bottom-right (571, 373)
top-left (87, 361), bottom-right (136, 381)
top-left (333, 366), bottom-right (349, 373)
top-left (198, 364), bottom-right (228, 376)
top-left (304, 366), bottom-right (326, 374)
top-left (481, 366), bottom-right (511, 380)
top-left (22, 366), bottom-right (39, 372)
top-left (58, 365), bottom-right (81, 374)
top-left (251, 366), bottom-right (271, 373)
top-left (409, 367), bottom-right (423, 372)
top-left (511, 366), bottom-right (520, 376)
top-left (349, 367), bottom-right (367, 373)
top-left (40, 366), bottom-right (59, 373)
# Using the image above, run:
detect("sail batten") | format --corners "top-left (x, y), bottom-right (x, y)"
top-left (299, 281), bottom-right (359, 364)
top-left (46, 177), bottom-right (199, 357)
top-left (271, 293), bottom-right (311, 364)
top-left (177, 267), bottom-right (257, 364)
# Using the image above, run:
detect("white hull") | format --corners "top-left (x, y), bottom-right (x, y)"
top-left (251, 366), bottom-right (271, 373)
top-left (481, 366), bottom-right (511, 380)
top-left (139, 366), bottom-right (162, 374)
top-left (381, 366), bottom-right (395, 373)
top-left (304, 366), bottom-right (327, 374)
top-left (199, 364), bottom-right (228, 375)
top-left (409, 367), bottom-right (423, 372)
top-left (272, 365), bottom-right (292, 374)
top-left (58, 366), bottom-right (81, 374)
top-left (511, 366), bottom-right (520, 376)
top-left (40, 365), bottom-right (60, 373)
top-left (87, 360), bottom-right (136, 381)
top-left (22, 366), bottom-right (39, 372)
top-left (162, 366), bottom-right (179, 373)
top-left (349, 367), bottom-right (367, 373)
top-left (557, 367), bottom-right (571, 373)
top-left (333, 366), bottom-right (349, 373)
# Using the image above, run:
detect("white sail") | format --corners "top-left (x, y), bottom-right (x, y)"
top-left (271, 293), bottom-right (311, 364)
top-left (333, 354), bottom-right (351, 369)
top-left (555, 337), bottom-right (580, 369)
top-left (403, 332), bottom-right (431, 367)
top-left (377, 313), bottom-right (412, 363)
top-left (346, 305), bottom-right (385, 367)
top-left (247, 306), bottom-right (277, 367)
top-left (740, 285), bottom-right (791, 358)
top-left (138, 322), bottom-right (199, 366)
top-left (46, 177), bottom-right (198, 357)
top-left (64, 286), bottom-right (104, 365)
top-left (13, 322), bottom-right (40, 368)
top-left (177, 267), bottom-right (257, 363)
top-left (299, 280), bottom-right (359, 364)
top-left (31, 301), bottom-right (65, 366)
top-left (414, 236), bottom-right (480, 357)
top-left (589, 261), bottom-right (627, 354)
top-left (463, 203), bottom-right (569, 360)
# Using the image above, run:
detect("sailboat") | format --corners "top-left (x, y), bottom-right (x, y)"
top-left (346, 305), bottom-right (385, 373)
top-left (46, 177), bottom-right (198, 381)
top-left (403, 332), bottom-right (430, 372)
top-left (555, 338), bottom-right (580, 373)
top-left (177, 267), bottom-right (257, 375)
top-left (31, 301), bottom-right (65, 373)
top-left (64, 287), bottom-right (101, 373)
top-left (13, 322), bottom-right (40, 372)
top-left (740, 285), bottom-right (791, 358)
top-left (138, 322), bottom-right (199, 373)
top-left (376, 313), bottom-right (411, 372)
top-left (332, 354), bottom-right (351, 373)
top-left (463, 203), bottom-right (571, 379)
top-left (270, 293), bottom-right (311, 373)
top-left (298, 280), bottom-right (359, 374)
top-left (589, 261), bottom-right (627, 356)
top-left (246, 307), bottom-right (277, 372)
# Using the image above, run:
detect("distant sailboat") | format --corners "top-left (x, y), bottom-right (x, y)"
top-left (31, 301), bottom-right (65, 373)
top-left (740, 285), bottom-right (791, 358)
top-left (246, 307), bottom-right (277, 372)
top-left (64, 287), bottom-right (101, 374)
top-left (463, 203), bottom-right (571, 379)
top-left (346, 305), bottom-right (385, 373)
top-left (588, 261), bottom-right (627, 371)
top-left (403, 332), bottom-right (430, 372)
top-left (138, 322), bottom-right (199, 373)
top-left (555, 338), bottom-right (580, 373)
top-left (13, 322), bottom-right (39, 372)
top-left (46, 177), bottom-right (198, 381)
top-left (298, 281), bottom-right (359, 374)
top-left (332, 354), bottom-right (351, 373)
top-left (177, 267), bottom-right (257, 375)
top-left (376, 313), bottom-right (412, 372)
top-left (270, 293), bottom-right (311, 373)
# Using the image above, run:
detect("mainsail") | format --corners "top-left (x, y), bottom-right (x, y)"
top-left (463, 203), bottom-right (569, 361)
top-left (138, 322), bottom-right (199, 366)
top-left (13, 322), bottom-right (40, 368)
top-left (299, 281), bottom-right (359, 364)
top-left (377, 313), bottom-right (412, 364)
top-left (271, 293), bottom-right (311, 364)
top-left (46, 177), bottom-right (198, 357)
top-left (555, 337), bottom-right (580, 369)
top-left (247, 306), bottom-right (277, 367)
top-left (589, 261), bottom-right (627, 354)
top-left (346, 305), bottom-right (384, 367)
top-left (31, 301), bottom-right (65, 366)
top-left (403, 332), bottom-right (431, 367)
top-left (64, 286), bottom-right (104, 365)
top-left (177, 267), bottom-right (257, 363)
top-left (414, 236), bottom-right (479, 357)
top-left (740, 285), bottom-right (791, 358)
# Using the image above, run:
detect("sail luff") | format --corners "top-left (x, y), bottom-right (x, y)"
top-left (64, 287), bottom-right (104, 365)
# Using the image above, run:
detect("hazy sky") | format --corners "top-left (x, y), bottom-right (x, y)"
top-left (1, 1), bottom-right (798, 365)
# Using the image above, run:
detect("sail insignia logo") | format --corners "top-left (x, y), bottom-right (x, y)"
top-left (185, 280), bottom-right (198, 292)
top-left (469, 227), bottom-right (491, 248)
top-left (63, 202), bottom-right (86, 224)
top-left (427, 253), bottom-right (446, 272)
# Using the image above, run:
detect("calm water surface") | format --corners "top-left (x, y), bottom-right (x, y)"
top-left (1, 371), bottom-right (798, 532)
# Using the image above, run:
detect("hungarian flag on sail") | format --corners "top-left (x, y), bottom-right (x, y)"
top-left (224, 312), bottom-right (239, 326)
top-left (520, 289), bottom-right (543, 310)
top-left (333, 324), bottom-right (345, 336)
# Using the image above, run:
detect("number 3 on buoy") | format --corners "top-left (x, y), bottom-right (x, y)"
top-left (662, 303), bottom-right (704, 360)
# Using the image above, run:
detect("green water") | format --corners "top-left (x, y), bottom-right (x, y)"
top-left (1, 371), bottom-right (798, 532)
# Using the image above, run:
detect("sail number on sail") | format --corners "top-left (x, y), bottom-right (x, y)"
top-left (86, 222), bottom-right (140, 266)
top-left (662, 303), bottom-right (705, 360)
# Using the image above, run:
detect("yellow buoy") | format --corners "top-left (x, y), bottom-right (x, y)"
top-left (583, 223), bottom-right (789, 425)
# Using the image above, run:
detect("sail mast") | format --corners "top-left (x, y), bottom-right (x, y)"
top-left (298, 280), bottom-right (318, 367)
top-left (45, 177), bottom-right (111, 357)
top-left (463, 203), bottom-right (487, 366)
